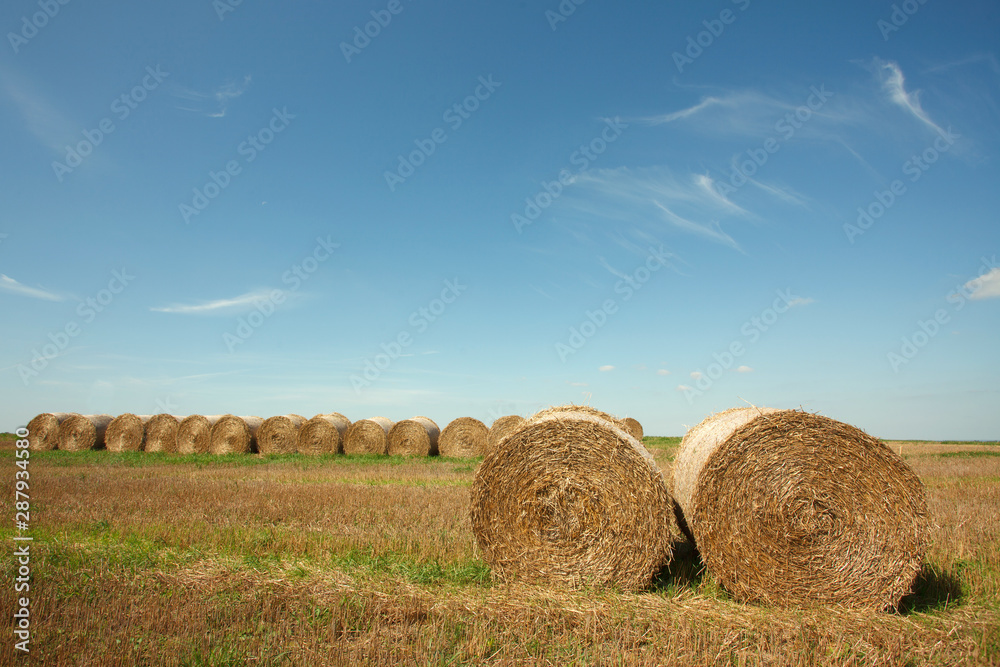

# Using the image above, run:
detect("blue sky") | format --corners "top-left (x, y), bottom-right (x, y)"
top-left (2, 0), bottom-right (998, 439)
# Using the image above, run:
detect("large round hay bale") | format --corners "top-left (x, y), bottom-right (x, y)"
top-left (487, 415), bottom-right (526, 452)
top-left (105, 414), bottom-right (153, 452)
top-left (536, 404), bottom-right (639, 439)
top-left (438, 417), bottom-right (488, 458)
top-left (209, 415), bottom-right (262, 455)
top-left (58, 414), bottom-right (114, 452)
top-left (673, 407), bottom-right (930, 609)
top-left (297, 413), bottom-right (351, 455)
top-left (145, 414), bottom-right (182, 453)
top-left (470, 408), bottom-right (676, 591)
top-left (26, 412), bottom-right (77, 451)
top-left (257, 414), bottom-right (307, 455)
top-left (388, 416), bottom-right (440, 456)
top-left (176, 415), bottom-right (222, 454)
top-left (622, 417), bottom-right (644, 441)
top-left (343, 417), bottom-right (394, 455)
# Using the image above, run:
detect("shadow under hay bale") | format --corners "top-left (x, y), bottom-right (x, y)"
top-left (470, 407), bottom-right (677, 591)
top-left (257, 414), bottom-right (306, 455)
top-left (105, 414), bottom-right (153, 452)
top-left (673, 407), bottom-right (930, 610)
top-left (58, 414), bottom-right (114, 452)
top-left (343, 417), bottom-right (394, 455)
top-left (26, 412), bottom-right (77, 451)
top-left (297, 413), bottom-right (350, 455)
top-left (210, 415), bottom-right (262, 455)
top-left (388, 416), bottom-right (439, 456)
top-left (438, 417), bottom-right (488, 458)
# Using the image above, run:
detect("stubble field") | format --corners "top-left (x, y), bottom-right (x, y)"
top-left (1, 435), bottom-right (998, 666)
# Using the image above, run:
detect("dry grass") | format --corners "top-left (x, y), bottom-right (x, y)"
top-left (1, 436), bottom-right (997, 665)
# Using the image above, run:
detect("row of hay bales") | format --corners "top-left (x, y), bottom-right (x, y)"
top-left (470, 404), bottom-right (929, 610)
top-left (25, 412), bottom-right (622, 458)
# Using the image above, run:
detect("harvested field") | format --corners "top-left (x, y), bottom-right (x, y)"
top-left (1, 435), bottom-right (995, 665)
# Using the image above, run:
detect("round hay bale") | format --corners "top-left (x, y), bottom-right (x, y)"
top-left (297, 413), bottom-right (351, 455)
top-left (343, 417), bottom-right (394, 455)
top-left (438, 417), bottom-right (489, 458)
top-left (388, 416), bottom-right (440, 456)
top-left (58, 414), bottom-right (114, 452)
top-left (177, 415), bottom-right (224, 455)
top-left (145, 414), bottom-right (183, 454)
top-left (209, 415), bottom-right (262, 455)
top-left (257, 414), bottom-right (307, 455)
top-left (26, 412), bottom-right (77, 451)
top-left (487, 415), bottom-right (526, 452)
top-left (105, 414), bottom-right (153, 452)
top-left (622, 417), bottom-right (644, 441)
top-left (536, 404), bottom-right (637, 439)
top-left (470, 409), bottom-right (676, 591)
top-left (673, 407), bottom-right (930, 609)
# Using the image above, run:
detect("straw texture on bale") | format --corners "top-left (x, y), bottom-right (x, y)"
top-left (343, 417), bottom-right (394, 455)
top-left (58, 414), bottom-right (114, 452)
top-left (176, 415), bottom-right (222, 455)
top-left (209, 415), bottom-right (262, 455)
top-left (470, 408), bottom-right (676, 591)
top-left (145, 414), bottom-right (182, 454)
top-left (257, 414), bottom-right (307, 455)
top-left (105, 414), bottom-right (153, 452)
top-left (673, 407), bottom-right (930, 609)
top-left (536, 404), bottom-right (638, 440)
top-left (388, 416), bottom-right (440, 456)
top-left (622, 417), bottom-right (644, 441)
top-left (297, 413), bottom-right (350, 455)
top-left (26, 412), bottom-right (77, 451)
top-left (438, 417), bottom-right (489, 458)
top-left (487, 415), bottom-right (526, 452)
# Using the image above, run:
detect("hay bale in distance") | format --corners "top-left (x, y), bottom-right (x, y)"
top-left (622, 417), bottom-right (644, 441)
top-left (145, 414), bottom-right (182, 454)
top-left (26, 412), bottom-right (77, 451)
top-left (438, 417), bottom-right (489, 458)
top-left (105, 414), bottom-right (153, 452)
top-left (487, 415), bottom-right (526, 453)
top-left (297, 413), bottom-right (351, 455)
top-left (673, 407), bottom-right (930, 609)
top-left (388, 416), bottom-right (440, 456)
top-left (470, 407), bottom-right (676, 591)
top-left (177, 415), bottom-right (224, 455)
top-left (343, 417), bottom-right (394, 455)
top-left (257, 414), bottom-right (307, 455)
top-left (58, 414), bottom-right (114, 452)
top-left (210, 415), bottom-right (262, 455)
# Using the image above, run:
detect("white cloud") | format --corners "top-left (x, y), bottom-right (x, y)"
top-left (656, 369), bottom-right (671, 376)
top-left (151, 289), bottom-right (276, 314)
top-left (965, 268), bottom-right (1000, 300)
top-left (169, 75), bottom-right (252, 118)
top-left (599, 365), bottom-right (615, 372)
top-left (690, 371), bottom-right (703, 380)
top-left (0, 274), bottom-right (64, 301)
top-left (568, 381), bottom-right (588, 387)
top-left (736, 365), bottom-right (753, 373)
top-left (873, 59), bottom-right (947, 136)
top-left (637, 96), bottom-right (726, 125)
top-left (676, 384), bottom-right (693, 392)
top-left (787, 296), bottom-right (815, 307)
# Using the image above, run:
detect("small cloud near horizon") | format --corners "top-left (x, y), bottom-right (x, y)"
top-left (599, 365), bottom-right (615, 372)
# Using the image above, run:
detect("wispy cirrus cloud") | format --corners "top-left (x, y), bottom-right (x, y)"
top-left (169, 75), bottom-right (252, 118)
top-left (872, 58), bottom-right (947, 136)
top-left (0, 274), bottom-right (64, 301)
top-left (151, 288), bottom-right (275, 314)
